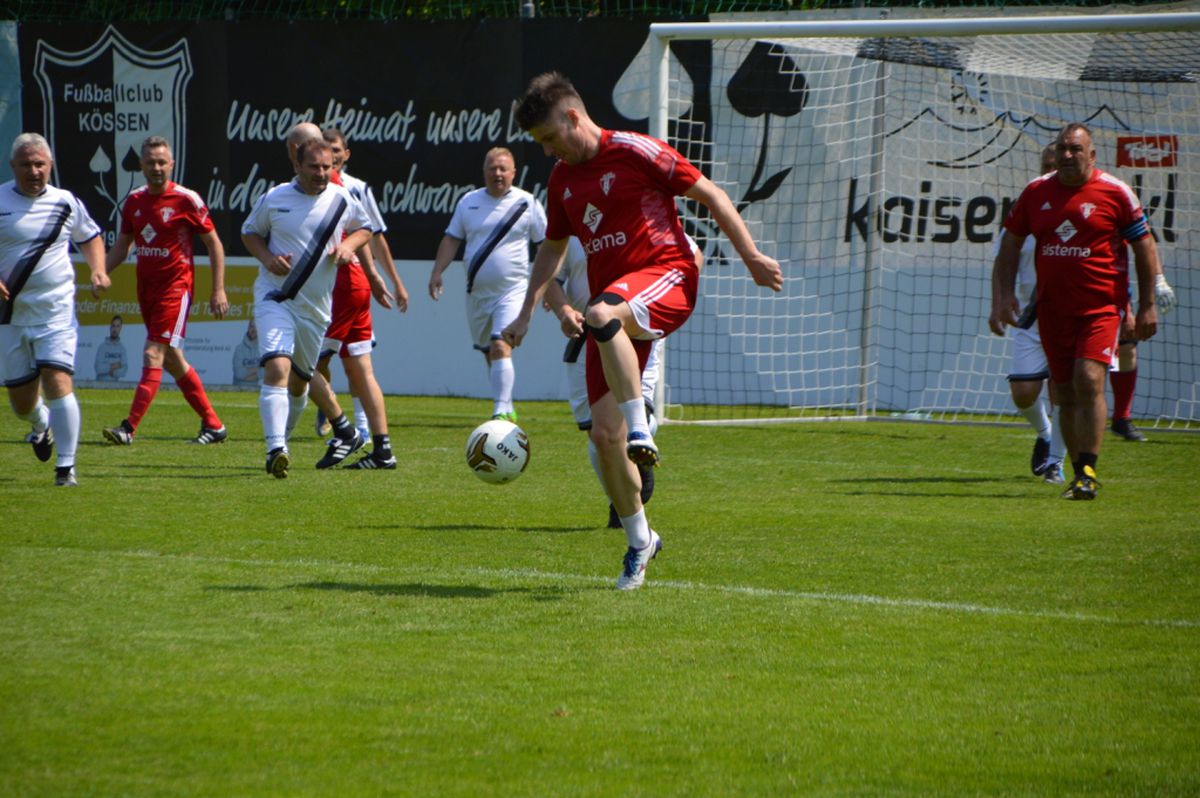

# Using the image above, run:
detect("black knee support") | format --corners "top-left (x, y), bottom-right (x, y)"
top-left (586, 318), bottom-right (622, 342)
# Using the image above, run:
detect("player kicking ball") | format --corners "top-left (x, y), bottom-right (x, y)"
top-left (502, 72), bottom-right (782, 589)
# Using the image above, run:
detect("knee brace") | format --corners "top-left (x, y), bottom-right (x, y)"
top-left (585, 293), bottom-right (626, 342)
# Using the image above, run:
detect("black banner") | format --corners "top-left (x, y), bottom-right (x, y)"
top-left (18, 19), bottom-right (676, 259)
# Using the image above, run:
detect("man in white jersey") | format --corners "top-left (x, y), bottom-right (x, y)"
top-left (310, 126), bottom-right (409, 469)
top-left (241, 137), bottom-right (372, 478)
top-left (988, 146), bottom-right (1067, 484)
top-left (428, 147), bottom-right (547, 422)
top-left (0, 133), bottom-right (110, 486)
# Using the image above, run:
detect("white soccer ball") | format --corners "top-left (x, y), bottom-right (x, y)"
top-left (465, 419), bottom-right (530, 484)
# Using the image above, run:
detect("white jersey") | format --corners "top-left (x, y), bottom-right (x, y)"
top-left (242, 179), bottom-right (370, 325)
top-left (558, 236), bottom-right (591, 311)
top-left (0, 181), bottom-right (101, 326)
top-left (340, 171), bottom-right (386, 234)
top-left (994, 235), bottom-right (1037, 310)
top-left (446, 186), bottom-right (546, 298)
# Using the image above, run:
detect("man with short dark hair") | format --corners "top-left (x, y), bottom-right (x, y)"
top-left (241, 136), bottom-right (373, 478)
top-left (101, 136), bottom-right (229, 446)
top-left (503, 72), bottom-right (782, 589)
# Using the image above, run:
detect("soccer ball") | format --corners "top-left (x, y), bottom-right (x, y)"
top-left (465, 419), bottom-right (530, 484)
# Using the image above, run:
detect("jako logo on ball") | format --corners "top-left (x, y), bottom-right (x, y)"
top-left (465, 419), bottom-right (530, 484)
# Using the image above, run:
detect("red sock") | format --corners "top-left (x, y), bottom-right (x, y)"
top-left (1110, 368), bottom-right (1137, 421)
top-left (176, 367), bottom-right (222, 429)
top-left (127, 366), bottom-right (163, 431)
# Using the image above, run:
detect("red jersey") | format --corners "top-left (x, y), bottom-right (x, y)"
top-left (1004, 168), bottom-right (1149, 316)
top-left (330, 169), bottom-right (370, 294)
top-left (545, 129), bottom-right (702, 297)
top-left (119, 181), bottom-right (214, 297)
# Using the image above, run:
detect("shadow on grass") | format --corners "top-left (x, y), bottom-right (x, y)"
top-left (205, 581), bottom-right (586, 600)
top-left (356, 522), bottom-right (598, 534)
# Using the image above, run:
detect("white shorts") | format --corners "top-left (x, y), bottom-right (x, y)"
top-left (564, 336), bottom-right (663, 429)
top-left (1007, 322), bottom-right (1049, 383)
top-left (255, 300), bottom-right (326, 381)
top-left (0, 320), bottom-right (77, 387)
top-left (467, 283), bottom-right (526, 352)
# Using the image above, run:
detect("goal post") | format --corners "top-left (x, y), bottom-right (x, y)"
top-left (647, 12), bottom-right (1200, 427)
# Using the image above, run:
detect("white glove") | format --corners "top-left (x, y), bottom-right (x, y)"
top-left (1155, 273), bottom-right (1177, 315)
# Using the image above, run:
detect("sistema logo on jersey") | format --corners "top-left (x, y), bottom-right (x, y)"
top-left (583, 203), bottom-right (603, 233)
top-left (32, 26), bottom-right (193, 243)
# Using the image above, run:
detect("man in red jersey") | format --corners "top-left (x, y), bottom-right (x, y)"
top-left (102, 136), bottom-right (228, 446)
top-left (503, 72), bottom-right (783, 590)
top-left (993, 123), bottom-right (1161, 500)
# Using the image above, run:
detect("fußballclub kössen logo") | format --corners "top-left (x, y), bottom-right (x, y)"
top-left (34, 26), bottom-right (193, 236)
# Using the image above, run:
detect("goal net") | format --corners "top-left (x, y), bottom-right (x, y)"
top-left (648, 12), bottom-right (1200, 427)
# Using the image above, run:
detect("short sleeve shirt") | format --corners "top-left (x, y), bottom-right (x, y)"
top-left (1004, 168), bottom-right (1149, 315)
top-left (0, 181), bottom-right (101, 326)
top-left (242, 179), bottom-right (370, 325)
top-left (119, 181), bottom-right (214, 298)
top-left (545, 129), bottom-right (701, 297)
top-left (446, 186), bottom-right (546, 297)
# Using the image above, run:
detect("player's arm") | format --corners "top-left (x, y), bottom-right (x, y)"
top-left (79, 235), bottom-right (110, 298)
top-left (501, 236), bottom-right (568, 348)
top-left (989, 231), bottom-right (1025, 336)
top-left (242, 232), bottom-right (291, 275)
top-left (356, 236), bottom-right (395, 310)
top-left (332, 227), bottom-right (372, 266)
top-left (104, 231), bottom-right (135, 276)
top-left (428, 234), bottom-right (462, 300)
top-left (199, 229), bottom-right (229, 319)
top-left (684, 176), bottom-right (782, 292)
top-left (543, 278), bottom-right (584, 339)
top-left (1130, 235), bottom-right (1160, 341)
top-left (370, 233), bottom-right (408, 312)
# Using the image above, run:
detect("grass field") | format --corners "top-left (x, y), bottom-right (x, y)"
top-left (2, 388), bottom-right (1198, 797)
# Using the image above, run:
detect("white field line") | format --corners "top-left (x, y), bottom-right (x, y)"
top-left (13, 546), bottom-right (1199, 630)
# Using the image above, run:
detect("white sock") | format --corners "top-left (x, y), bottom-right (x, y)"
top-left (489, 357), bottom-right (515, 415)
top-left (47, 393), bottom-right (80, 468)
top-left (17, 398), bottom-right (50, 433)
top-left (285, 388), bottom-right (308, 438)
top-left (1018, 395), bottom-right (1051, 441)
top-left (1050, 405), bottom-right (1067, 464)
top-left (619, 397), bottom-right (650, 439)
top-left (586, 437), bottom-right (608, 496)
top-left (352, 396), bottom-right (370, 438)
top-left (260, 384), bottom-right (289, 452)
top-left (619, 508), bottom-right (652, 550)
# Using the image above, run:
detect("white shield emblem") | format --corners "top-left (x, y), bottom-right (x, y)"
top-left (33, 26), bottom-right (193, 238)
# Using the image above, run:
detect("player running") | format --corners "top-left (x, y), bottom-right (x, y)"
top-left (503, 72), bottom-right (782, 589)
top-left (101, 136), bottom-right (229, 446)
top-left (1, 133), bottom-right (110, 486)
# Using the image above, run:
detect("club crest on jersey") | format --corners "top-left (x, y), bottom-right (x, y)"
top-left (32, 26), bottom-right (194, 240)
top-left (160, 207), bottom-right (175, 223)
top-left (1080, 202), bottom-right (1096, 220)
top-left (1040, 202), bottom-right (1052, 211)
top-left (562, 187), bottom-right (572, 200)
top-left (600, 172), bottom-right (616, 195)
top-left (583, 203), bottom-right (603, 233)
top-left (1055, 219), bottom-right (1077, 242)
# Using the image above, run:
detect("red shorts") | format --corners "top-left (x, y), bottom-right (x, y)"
top-left (138, 284), bottom-right (191, 348)
top-left (585, 263), bottom-right (696, 405)
top-left (1038, 307), bottom-right (1121, 384)
top-left (322, 265), bottom-right (373, 358)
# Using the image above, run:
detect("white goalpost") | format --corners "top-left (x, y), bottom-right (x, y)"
top-left (647, 11), bottom-right (1200, 427)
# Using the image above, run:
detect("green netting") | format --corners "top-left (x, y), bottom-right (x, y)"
top-left (0, 0), bottom-right (1183, 22)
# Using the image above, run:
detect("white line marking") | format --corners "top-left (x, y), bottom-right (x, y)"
top-left (12, 547), bottom-right (1198, 629)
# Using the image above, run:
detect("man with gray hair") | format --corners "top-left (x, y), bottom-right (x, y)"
top-left (0, 133), bottom-right (110, 486)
